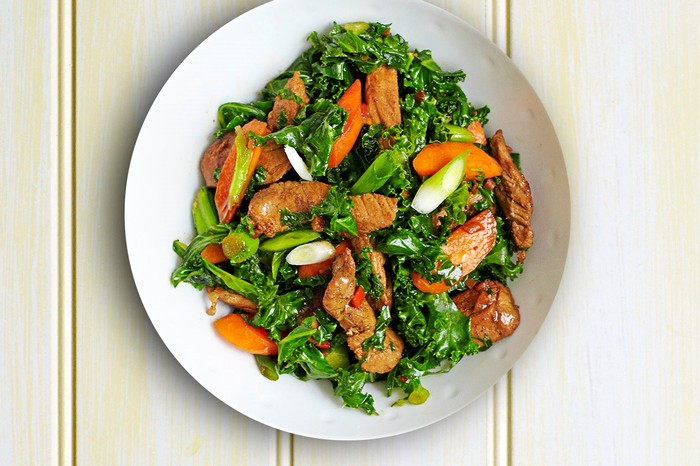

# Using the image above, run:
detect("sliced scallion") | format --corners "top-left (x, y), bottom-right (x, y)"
top-left (259, 229), bottom-right (320, 252)
top-left (284, 145), bottom-right (313, 181)
top-left (411, 152), bottom-right (467, 214)
top-left (285, 240), bottom-right (336, 266)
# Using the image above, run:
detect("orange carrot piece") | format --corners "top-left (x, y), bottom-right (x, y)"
top-left (349, 286), bottom-right (365, 308)
top-left (466, 121), bottom-right (487, 144)
top-left (329, 80), bottom-right (363, 168)
top-left (215, 120), bottom-right (270, 223)
top-left (297, 241), bottom-right (350, 278)
top-left (412, 142), bottom-right (502, 180)
top-left (201, 243), bottom-right (228, 264)
top-left (442, 210), bottom-right (497, 276)
top-left (411, 271), bottom-right (451, 294)
top-left (213, 313), bottom-right (278, 356)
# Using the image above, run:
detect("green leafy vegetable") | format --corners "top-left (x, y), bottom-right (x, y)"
top-left (216, 101), bottom-right (272, 137)
top-left (310, 186), bottom-right (357, 237)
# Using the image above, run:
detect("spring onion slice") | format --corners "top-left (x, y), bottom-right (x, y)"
top-left (259, 229), bottom-right (320, 252)
top-left (286, 240), bottom-right (336, 266)
top-left (284, 145), bottom-right (313, 181)
top-left (411, 152), bottom-right (467, 214)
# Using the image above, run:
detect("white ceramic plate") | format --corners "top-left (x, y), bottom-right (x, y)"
top-left (125, 0), bottom-right (569, 440)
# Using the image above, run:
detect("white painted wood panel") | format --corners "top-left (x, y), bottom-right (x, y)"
top-left (509, 1), bottom-right (700, 464)
top-left (292, 2), bottom-right (500, 464)
top-left (74, 2), bottom-right (278, 465)
top-left (0, 0), bottom-right (54, 464)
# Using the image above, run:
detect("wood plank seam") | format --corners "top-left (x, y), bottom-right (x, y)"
top-left (486, 1), bottom-right (512, 466)
top-left (54, 0), bottom-right (76, 465)
top-left (277, 430), bottom-right (293, 466)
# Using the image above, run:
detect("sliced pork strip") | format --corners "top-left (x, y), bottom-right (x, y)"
top-left (359, 327), bottom-right (404, 374)
top-left (365, 65), bottom-right (401, 128)
top-left (351, 193), bottom-right (398, 235)
top-left (249, 181), bottom-right (397, 238)
top-left (490, 130), bottom-right (533, 259)
top-left (452, 280), bottom-right (520, 347)
top-left (257, 141), bottom-right (291, 185)
top-left (322, 248), bottom-right (356, 320)
top-left (205, 286), bottom-right (258, 316)
top-left (322, 249), bottom-right (403, 374)
top-left (350, 235), bottom-right (393, 310)
top-left (200, 130), bottom-right (237, 188)
top-left (247, 181), bottom-right (331, 237)
top-left (267, 71), bottom-right (310, 131)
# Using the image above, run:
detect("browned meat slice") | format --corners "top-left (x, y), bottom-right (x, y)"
top-left (322, 248), bottom-right (356, 319)
top-left (490, 130), bottom-right (533, 261)
top-left (247, 181), bottom-right (331, 237)
top-left (205, 286), bottom-right (258, 316)
top-left (310, 216), bottom-right (326, 233)
top-left (267, 71), bottom-right (310, 131)
top-left (257, 141), bottom-right (291, 185)
top-left (200, 131), bottom-right (236, 188)
top-left (350, 235), bottom-right (392, 310)
top-left (365, 65), bottom-right (401, 128)
top-left (452, 280), bottom-right (520, 347)
top-left (351, 193), bottom-right (398, 235)
top-left (322, 249), bottom-right (403, 374)
top-left (248, 181), bottom-right (397, 238)
top-left (347, 302), bottom-right (404, 374)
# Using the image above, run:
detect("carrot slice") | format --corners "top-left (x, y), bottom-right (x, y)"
top-left (328, 80), bottom-right (362, 168)
top-left (201, 243), bottom-right (228, 264)
top-left (412, 142), bottom-right (502, 180)
top-left (213, 313), bottom-right (278, 355)
top-left (215, 120), bottom-right (270, 223)
top-left (411, 272), bottom-right (451, 294)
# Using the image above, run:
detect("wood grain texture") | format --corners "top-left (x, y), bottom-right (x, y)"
top-left (509, 1), bottom-right (700, 464)
top-left (292, 2), bottom-right (497, 464)
top-left (0, 0), bottom-right (54, 464)
top-left (74, 1), bottom-right (277, 465)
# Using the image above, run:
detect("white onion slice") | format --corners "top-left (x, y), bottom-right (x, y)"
top-left (286, 240), bottom-right (336, 266)
top-left (411, 153), bottom-right (467, 214)
top-left (284, 145), bottom-right (313, 181)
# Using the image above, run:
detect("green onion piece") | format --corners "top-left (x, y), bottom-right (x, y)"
top-left (407, 385), bottom-right (430, 405)
top-left (192, 187), bottom-right (218, 234)
top-left (285, 240), bottom-right (335, 266)
top-left (254, 355), bottom-right (279, 381)
top-left (411, 151), bottom-right (468, 214)
top-left (259, 229), bottom-right (321, 252)
top-left (443, 123), bottom-right (476, 143)
top-left (350, 150), bottom-right (405, 195)
top-left (342, 21), bottom-right (370, 34)
top-left (227, 131), bottom-right (254, 208)
top-left (325, 337), bottom-right (350, 370)
top-left (172, 240), bottom-right (187, 258)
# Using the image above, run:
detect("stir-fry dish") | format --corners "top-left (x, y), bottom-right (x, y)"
top-left (171, 22), bottom-right (533, 414)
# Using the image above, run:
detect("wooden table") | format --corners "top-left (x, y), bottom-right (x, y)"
top-left (4, 0), bottom-right (699, 464)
